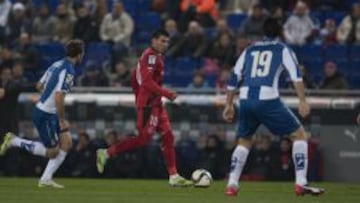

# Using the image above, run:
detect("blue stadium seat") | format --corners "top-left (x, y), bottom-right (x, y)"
top-left (295, 44), bottom-right (323, 61)
top-left (302, 59), bottom-right (324, 77)
top-left (136, 0), bottom-right (151, 12)
top-left (137, 12), bottom-right (161, 32)
top-left (349, 45), bottom-right (360, 60)
top-left (85, 43), bottom-right (111, 63)
top-left (164, 74), bottom-right (192, 87)
top-left (174, 57), bottom-right (199, 75)
top-left (323, 44), bottom-right (347, 60)
top-left (226, 13), bottom-right (247, 30)
top-left (37, 43), bottom-right (65, 58)
top-left (350, 60), bottom-right (360, 72)
top-left (348, 74), bottom-right (360, 89)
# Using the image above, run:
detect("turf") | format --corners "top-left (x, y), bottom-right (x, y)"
top-left (0, 178), bottom-right (359, 203)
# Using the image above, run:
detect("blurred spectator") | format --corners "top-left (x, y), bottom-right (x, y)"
top-left (105, 130), bottom-right (118, 147)
top-left (79, 61), bottom-right (109, 87)
top-left (269, 138), bottom-right (294, 180)
top-left (337, 3), bottom-right (360, 44)
top-left (53, 3), bottom-right (75, 44)
top-left (179, 0), bottom-right (219, 32)
top-left (271, 6), bottom-right (286, 25)
top-left (6, 2), bottom-right (31, 44)
top-left (230, 0), bottom-right (258, 13)
top-left (212, 19), bottom-right (234, 40)
top-left (12, 32), bottom-right (40, 71)
top-left (239, 4), bottom-right (267, 41)
top-left (100, 2), bottom-right (134, 62)
top-left (110, 61), bottom-right (131, 87)
top-left (67, 131), bottom-right (96, 177)
top-left (31, 4), bottom-right (56, 44)
top-left (0, 67), bottom-right (36, 136)
top-left (319, 19), bottom-right (338, 45)
top-left (196, 135), bottom-right (226, 179)
top-left (0, 46), bottom-right (14, 68)
top-left (73, 4), bottom-right (99, 43)
top-left (11, 61), bottom-right (26, 82)
top-left (244, 136), bottom-right (273, 180)
top-left (319, 61), bottom-right (349, 90)
top-left (94, 0), bottom-right (107, 24)
top-left (188, 71), bottom-right (209, 89)
top-left (169, 21), bottom-right (208, 58)
top-left (234, 36), bottom-right (249, 59)
top-left (283, 1), bottom-right (316, 45)
top-left (209, 33), bottom-right (235, 69)
top-left (100, 2), bottom-right (134, 47)
top-left (0, 0), bottom-right (12, 44)
top-left (215, 69), bottom-right (231, 91)
top-left (260, 0), bottom-right (286, 11)
top-left (164, 19), bottom-right (183, 56)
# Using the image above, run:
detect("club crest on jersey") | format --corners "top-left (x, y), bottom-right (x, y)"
top-left (148, 55), bottom-right (156, 65)
top-left (65, 74), bottom-right (74, 86)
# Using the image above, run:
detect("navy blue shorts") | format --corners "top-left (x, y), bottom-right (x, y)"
top-left (237, 98), bottom-right (300, 138)
top-left (32, 107), bottom-right (60, 148)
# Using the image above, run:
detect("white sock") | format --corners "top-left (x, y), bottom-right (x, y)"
top-left (10, 136), bottom-right (46, 157)
top-left (227, 145), bottom-right (249, 187)
top-left (169, 174), bottom-right (179, 180)
top-left (40, 150), bottom-right (67, 182)
top-left (293, 140), bottom-right (308, 186)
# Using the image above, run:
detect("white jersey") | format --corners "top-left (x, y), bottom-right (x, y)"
top-left (36, 59), bottom-right (75, 114)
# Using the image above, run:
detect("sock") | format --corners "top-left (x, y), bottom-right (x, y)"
top-left (10, 136), bottom-right (46, 157)
top-left (40, 150), bottom-right (67, 182)
top-left (160, 131), bottom-right (177, 176)
top-left (292, 140), bottom-right (308, 186)
top-left (227, 145), bottom-right (249, 187)
top-left (169, 174), bottom-right (179, 180)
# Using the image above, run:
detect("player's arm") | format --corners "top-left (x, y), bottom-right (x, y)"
top-left (55, 70), bottom-right (72, 131)
top-left (141, 55), bottom-right (176, 100)
top-left (283, 47), bottom-right (310, 118)
top-left (223, 50), bottom-right (246, 122)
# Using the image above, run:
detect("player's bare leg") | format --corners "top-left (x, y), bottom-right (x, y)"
top-left (38, 131), bottom-right (72, 189)
top-left (290, 127), bottom-right (324, 196)
top-left (225, 138), bottom-right (252, 196)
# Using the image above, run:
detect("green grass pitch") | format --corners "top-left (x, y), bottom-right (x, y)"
top-left (0, 178), bottom-right (359, 203)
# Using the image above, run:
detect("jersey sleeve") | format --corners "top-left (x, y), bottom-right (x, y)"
top-left (282, 47), bottom-right (303, 82)
top-left (55, 69), bottom-right (74, 94)
top-left (38, 71), bottom-right (49, 84)
top-left (227, 49), bottom-right (246, 90)
top-left (139, 53), bottom-right (172, 98)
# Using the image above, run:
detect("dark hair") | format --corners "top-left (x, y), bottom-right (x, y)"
top-left (65, 39), bottom-right (84, 57)
top-left (263, 18), bottom-right (282, 38)
top-left (152, 29), bottom-right (170, 39)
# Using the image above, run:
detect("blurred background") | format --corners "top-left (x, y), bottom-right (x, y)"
top-left (0, 0), bottom-right (359, 183)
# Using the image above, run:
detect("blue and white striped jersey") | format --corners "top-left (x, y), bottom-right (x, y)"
top-left (36, 58), bottom-right (75, 114)
top-left (228, 39), bottom-right (302, 100)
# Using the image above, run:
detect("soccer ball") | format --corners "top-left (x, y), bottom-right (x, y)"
top-left (191, 169), bottom-right (213, 188)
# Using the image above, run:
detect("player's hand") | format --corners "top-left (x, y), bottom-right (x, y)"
top-left (168, 90), bottom-right (178, 101)
top-left (0, 88), bottom-right (5, 99)
top-left (223, 104), bottom-right (235, 122)
top-left (357, 114), bottom-right (360, 125)
top-left (298, 100), bottom-right (310, 118)
top-left (59, 119), bottom-right (70, 132)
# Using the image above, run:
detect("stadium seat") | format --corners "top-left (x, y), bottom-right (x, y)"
top-left (295, 44), bottom-right (323, 61)
top-left (349, 45), bottom-right (360, 60)
top-left (37, 43), bottom-right (65, 58)
top-left (136, 0), bottom-right (151, 12)
top-left (226, 13), bottom-right (247, 30)
top-left (85, 43), bottom-right (111, 63)
top-left (174, 57), bottom-right (199, 75)
top-left (136, 12), bottom-right (161, 32)
top-left (323, 44), bottom-right (347, 60)
top-left (302, 59), bottom-right (324, 77)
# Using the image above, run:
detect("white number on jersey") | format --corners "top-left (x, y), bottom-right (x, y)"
top-left (250, 51), bottom-right (273, 78)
